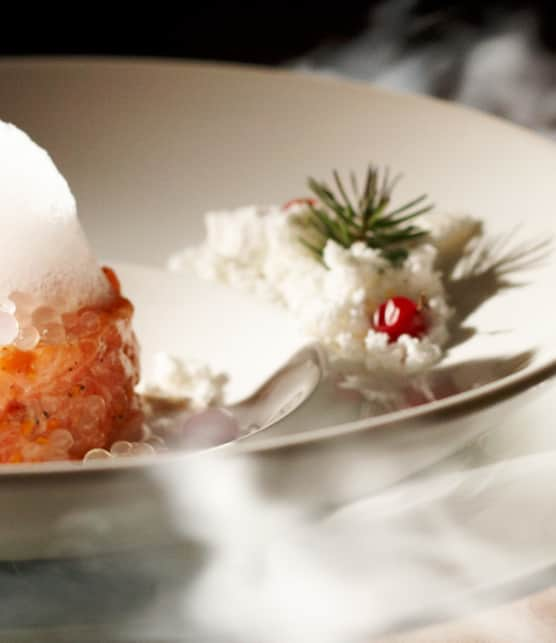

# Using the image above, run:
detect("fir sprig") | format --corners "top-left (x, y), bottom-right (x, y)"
top-left (298, 166), bottom-right (432, 266)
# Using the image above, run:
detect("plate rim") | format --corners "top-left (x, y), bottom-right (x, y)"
top-left (1, 53), bottom-right (556, 156)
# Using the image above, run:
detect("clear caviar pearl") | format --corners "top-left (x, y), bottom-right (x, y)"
top-left (146, 435), bottom-right (167, 451)
top-left (0, 311), bottom-right (19, 346)
top-left (80, 311), bottom-right (100, 334)
top-left (129, 442), bottom-right (156, 456)
top-left (32, 306), bottom-right (60, 329)
top-left (9, 291), bottom-right (35, 313)
top-left (10, 293), bottom-right (36, 329)
top-left (14, 326), bottom-right (40, 351)
top-left (49, 295), bottom-right (67, 311)
top-left (0, 298), bottom-right (16, 315)
top-left (22, 443), bottom-right (43, 460)
top-left (15, 313), bottom-right (32, 328)
top-left (110, 440), bottom-right (133, 456)
top-left (140, 423), bottom-right (152, 441)
top-left (40, 323), bottom-right (66, 345)
top-left (150, 417), bottom-right (173, 434)
top-left (49, 429), bottom-right (74, 451)
top-left (79, 396), bottom-right (106, 434)
top-left (61, 312), bottom-right (80, 331)
top-left (83, 448), bottom-right (112, 461)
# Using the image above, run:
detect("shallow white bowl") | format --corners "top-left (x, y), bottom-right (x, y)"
top-left (0, 59), bottom-right (556, 563)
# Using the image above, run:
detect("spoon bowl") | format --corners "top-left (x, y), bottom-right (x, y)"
top-left (147, 344), bottom-right (326, 450)
top-left (229, 343), bottom-right (326, 436)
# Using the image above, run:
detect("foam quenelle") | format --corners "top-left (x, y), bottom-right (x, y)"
top-left (0, 121), bottom-right (111, 311)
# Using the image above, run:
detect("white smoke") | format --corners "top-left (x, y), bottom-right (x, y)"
top-left (140, 443), bottom-right (556, 641)
top-left (5, 371), bottom-right (556, 641)
top-left (293, 2), bottom-right (556, 135)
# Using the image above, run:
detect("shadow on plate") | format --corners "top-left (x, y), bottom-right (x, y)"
top-left (444, 228), bottom-right (553, 348)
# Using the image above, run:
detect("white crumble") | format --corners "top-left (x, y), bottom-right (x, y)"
top-left (169, 203), bottom-right (478, 373)
top-left (138, 352), bottom-right (227, 410)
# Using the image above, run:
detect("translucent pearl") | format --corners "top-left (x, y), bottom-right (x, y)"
top-left (40, 323), bottom-right (66, 345)
top-left (80, 311), bottom-right (100, 334)
top-left (32, 306), bottom-right (60, 329)
top-left (83, 448), bottom-right (112, 461)
top-left (110, 440), bottom-right (132, 456)
top-left (0, 311), bottom-right (19, 346)
top-left (0, 298), bottom-right (16, 315)
top-left (150, 417), bottom-right (173, 433)
top-left (79, 396), bottom-right (106, 433)
top-left (9, 291), bottom-right (35, 314)
top-left (61, 311), bottom-right (80, 331)
top-left (10, 292), bottom-right (36, 326)
top-left (14, 326), bottom-right (40, 351)
top-left (129, 442), bottom-right (156, 456)
top-left (40, 395), bottom-right (60, 416)
top-left (22, 443), bottom-right (44, 460)
top-left (146, 435), bottom-right (167, 451)
top-left (49, 295), bottom-right (67, 312)
top-left (15, 312), bottom-right (32, 328)
top-left (139, 423), bottom-right (152, 441)
top-left (49, 429), bottom-right (74, 450)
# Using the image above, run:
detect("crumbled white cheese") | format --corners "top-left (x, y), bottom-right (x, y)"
top-left (169, 203), bottom-right (477, 373)
top-left (138, 352), bottom-right (227, 410)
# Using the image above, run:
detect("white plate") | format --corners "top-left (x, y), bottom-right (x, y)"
top-left (1, 57), bottom-right (556, 451)
top-left (1, 59), bottom-right (556, 564)
top-left (120, 262), bottom-right (307, 404)
top-left (2, 59), bottom-right (556, 443)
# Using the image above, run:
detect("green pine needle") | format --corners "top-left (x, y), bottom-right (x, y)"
top-left (298, 166), bottom-right (433, 267)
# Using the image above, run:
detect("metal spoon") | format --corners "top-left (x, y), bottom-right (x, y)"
top-left (229, 343), bottom-right (326, 437)
top-left (152, 344), bottom-right (326, 449)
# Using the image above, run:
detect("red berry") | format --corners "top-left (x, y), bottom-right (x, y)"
top-left (282, 197), bottom-right (317, 211)
top-left (372, 296), bottom-right (427, 342)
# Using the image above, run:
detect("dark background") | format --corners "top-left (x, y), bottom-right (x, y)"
top-left (2, 1), bottom-right (556, 63)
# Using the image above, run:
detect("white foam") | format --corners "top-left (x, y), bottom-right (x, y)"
top-left (0, 121), bottom-right (111, 312)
